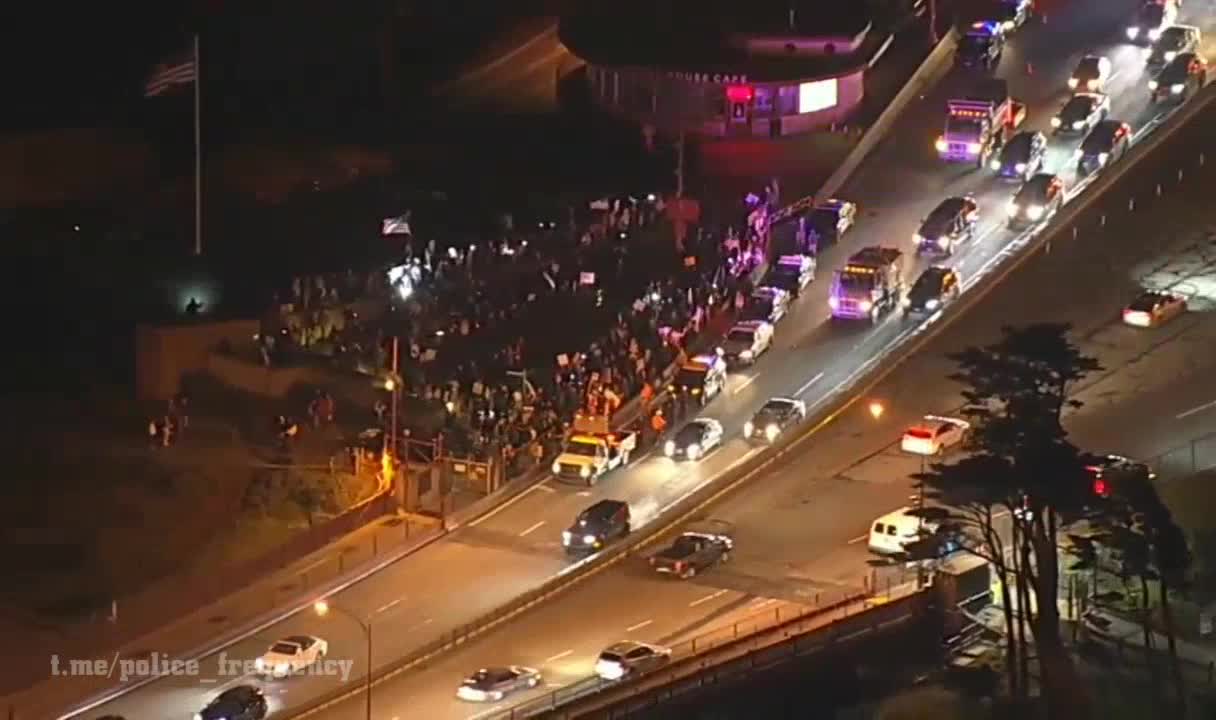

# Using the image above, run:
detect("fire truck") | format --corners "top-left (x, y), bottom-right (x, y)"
top-left (829, 247), bottom-right (905, 323)
top-left (935, 78), bottom-right (1027, 168)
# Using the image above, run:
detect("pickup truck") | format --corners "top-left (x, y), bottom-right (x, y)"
top-left (552, 413), bottom-right (637, 485)
top-left (650, 531), bottom-right (733, 579)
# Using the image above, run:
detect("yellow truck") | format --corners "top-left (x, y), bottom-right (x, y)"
top-left (551, 413), bottom-right (638, 485)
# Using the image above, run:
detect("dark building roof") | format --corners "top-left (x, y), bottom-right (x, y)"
top-left (560, 0), bottom-right (884, 82)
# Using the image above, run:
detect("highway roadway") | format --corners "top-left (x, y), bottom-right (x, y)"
top-left (79, 0), bottom-right (1216, 717)
top-left (265, 132), bottom-right (1216, 720)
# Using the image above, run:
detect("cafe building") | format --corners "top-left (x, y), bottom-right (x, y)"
top-left (561, 1), bottom-right (897, 138)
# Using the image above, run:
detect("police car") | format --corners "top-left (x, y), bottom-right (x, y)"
top-left (669, 353), bottom-right (728, 406)
top-left (805, 198), bottom-right (857, 248)
top-left (719, 320), bottom-right (774, 367)
top-left (762, 254), bottom-right (816, 297)
top-left (742, 286), bottom-right (790, 324)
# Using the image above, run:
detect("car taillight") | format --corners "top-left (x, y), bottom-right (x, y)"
top-left (674, 561), bottom-right (684, 571)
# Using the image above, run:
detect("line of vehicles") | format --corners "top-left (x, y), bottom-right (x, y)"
top-left (100, 3), bottom-right (1212, 720)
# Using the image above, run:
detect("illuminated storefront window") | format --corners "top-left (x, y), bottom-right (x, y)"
top-left (798, 78), bottom-right (838, 113)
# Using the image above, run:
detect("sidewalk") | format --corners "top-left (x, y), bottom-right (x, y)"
top-left (1083, 608), bottom-right (1216, 672)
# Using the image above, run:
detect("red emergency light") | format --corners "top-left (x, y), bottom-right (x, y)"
top-left (949, 108), bottom-right (987, 118)
top-left (726, 85), bottom-right (754, 103)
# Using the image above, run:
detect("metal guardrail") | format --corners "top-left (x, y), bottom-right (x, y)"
top-left (485, 591), bottom-right (873, 719)
top-left (536, 587), bottom-right (929, 720)
top-left (278, 83), bottom-right (1216, 720)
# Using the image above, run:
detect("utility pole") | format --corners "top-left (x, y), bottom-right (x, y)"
top-left (675, 131), bottom-right (685, 198)
top-left (389, 337), bottom-right (400, 461)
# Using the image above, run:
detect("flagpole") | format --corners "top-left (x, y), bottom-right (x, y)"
top-left (193, 32), bottom-right (203, 257)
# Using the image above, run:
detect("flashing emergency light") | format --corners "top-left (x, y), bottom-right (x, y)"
top-left (726, 85), bottom-right (755, 103)
top-left (970, 21), bottom-right (998, 35)
top-left (1092, 478), bottom-right (1110, 497)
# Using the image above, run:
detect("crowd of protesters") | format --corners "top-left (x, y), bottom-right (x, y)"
top-left (247, 183), bottom-right (783, 481)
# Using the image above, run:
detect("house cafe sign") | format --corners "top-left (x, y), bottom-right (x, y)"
top-left (667, 71), bottom-right (748, 84)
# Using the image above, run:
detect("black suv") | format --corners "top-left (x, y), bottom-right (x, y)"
top-left (1007, 173), bottom-right (1065, 229)
top-left (1146, 25), bottom-right (1200, 69)
top-left (1077, 120), bottom-right (1131, 177)
top-left (197, 685), bottom-right (268, 720)
top-left (563, 500), bottom-right (631, 555)
top-left (1051, 92), bottom-right (1110, 135)
top-left (956, 22), bottom-right (1005, 70)
top-left (743, 397), bottom-right (806, 443)
top-left (991, 131), bottom-right (1047, 182)
top-left (1150, 52), bottom-right (1207, 103)
top-left (904, 266), bottom-right (961, 318)
top-left (915, 196), bottom-right (978, 257)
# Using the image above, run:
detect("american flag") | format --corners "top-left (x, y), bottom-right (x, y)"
top-left (145, 51), bottom-right (196, 97)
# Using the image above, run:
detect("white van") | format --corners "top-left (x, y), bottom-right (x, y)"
top-left (868, 507), bottom-right (940, 555)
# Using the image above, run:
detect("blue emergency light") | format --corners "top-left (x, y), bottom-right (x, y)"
top-left (969, 21), bottom-right (999, 35)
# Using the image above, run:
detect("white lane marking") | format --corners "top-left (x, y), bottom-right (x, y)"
top-left (750, 597), bottom-right (777, 609)
top-left (468, 480), bottom-right (553, 527)
top-left (546, 682), bottom-right (563, 688)
top-left (626, 619), bottom-right (654, 632)
top-left (375, 598), bottom-right (402, 614)
top-left (519, 520), bottom-right (546, 537)
top-left (1177, 399), bottom-right (1216, 420)
top-left (733, 375), bottom-right (759, 395)
top-left (577, 490), bottom-right (592, 497)
top-left (795, 372), bottom-right (826, 397)
top-left (545, 649), bottom-right (574, 663)
top-left (534, 483), bottom-right (556, 493)
top-left (409, 618), bottom-right (434, 632)
top-left (847, 533), bottom-right (868, 545)
top-left (689, 589), bottom-right (729, 608)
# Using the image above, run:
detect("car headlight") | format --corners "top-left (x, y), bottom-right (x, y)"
top-left (967, 142), bottom-right (982, 154)
top-left (1073, 148), bottom-right (1083, 160)
top-left (988, 159), bottom-right (1001, 171)
top-left (194, 714), bottom-right (204, 720)
top-left (1014, 162), bottom-right (1027, 173)
top-left (926, 298), bottom-right (940, 310)
top-left (256, 657), bottom-right (265, 669)
top-left (1050, 116), bottom-right (1061, 128)
top-left (1086, 79), bottom-right (1098, 91)
top-left (1164, 51), bottom-right (1176, 63)
top-left (276, 662), bottom-right (290, 673)
top-left (1006, 201), bottom-right (1019, 217)
top-left (901, 297), bottom-right (912, 308)
top-left (664, 440), bottom-right (675, 456)
top-left (934, 138), bottom-right (947, 152)
top-left (1026, 205), bottom-right (1045, 220)
top-left (551, 461), bottom-right (561, 473)
top-left (580, 465), bottom-right (591, 477)
top-left (1149, 79), bottom-right (1159, 90)
top-left (1068, 77), bottom-right (1079, 89)
top-left (1073, 120), bottom-right (1085, 130)
top-left (1127, 27), bottom-right (1139, 39)
top-left (583, 534), bottom-right (598, 545)
top-left (739, 349), bottom-right (753, 359)
top-left (937, 236), bottom-right (950, 249)
top-left (858, 300), bottom-right (873, 312)
top-left (687, 443), bottom-right (701, 460)
top-left (1098, 152), bottom-right (1109, 164)
top-left (1002, 20), bottom-right (1014, 31)
top-left (1148, 28), bottom-right (1162, 40)
top-left (765, 424), bottom-right (780, 441)
top-left (1172, 83), bottom-right (1184, 94)
top-left (743, 420), bottom-right (754, 436)
top-left (562, 530), bottom-right (573, 544)
top-left (828, 296), bottom-right (840, 310)
top-left (913, 232), bottom-right (925, 244)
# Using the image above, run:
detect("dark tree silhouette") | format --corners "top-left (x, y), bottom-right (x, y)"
top-left (1086, 463), bottom-right (1194, 714)
top-left (924, 323), bottom-right (1101, 718)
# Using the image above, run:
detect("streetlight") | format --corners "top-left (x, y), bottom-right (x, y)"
top-left (314, 599), bottom-right (372, 720)
top-left (867, 400), bottom-right (885, 420)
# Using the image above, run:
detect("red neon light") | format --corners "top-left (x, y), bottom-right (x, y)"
top-left (726, 85), bottom-right (754, 103)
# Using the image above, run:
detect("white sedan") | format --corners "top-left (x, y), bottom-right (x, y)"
top-left (255, 635), bottom-right (328, 677)
top-left (901, 415), bottom-right (970, 456)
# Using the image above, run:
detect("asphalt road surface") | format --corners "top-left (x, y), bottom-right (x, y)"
top-left (282, 128), bottom-right (1216, 720)
top-left (79, 0), bottom-right (1216, 717)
